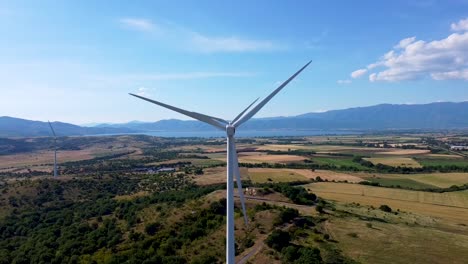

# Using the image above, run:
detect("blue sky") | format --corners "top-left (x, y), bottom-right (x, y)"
top-left (1, 0), bottom-right (468, 124)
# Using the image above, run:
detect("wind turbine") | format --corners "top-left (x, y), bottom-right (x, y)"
top-left (48, 121), bottom-right (58, 178)
top-left (129, 61), bottom-right (311, 264)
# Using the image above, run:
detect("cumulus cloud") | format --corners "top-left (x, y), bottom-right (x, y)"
top-left (337, 79), bottom-right (352, 84)
top-left (120, 18), bottom-right (157, 32)
top-left (431, 69), bottom-right (468, 80)
top-left (351, 69), bottom-right (367, 78)
top-left (351, 17), bottom-right (468, 82)
top-left (394, 37), bottom-right (416, 49)
top-left (451, 18), bottom-right (468, 31)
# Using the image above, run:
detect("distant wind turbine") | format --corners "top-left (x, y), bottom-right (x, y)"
top-left (48, 121), bottom-right (58, 177)
top-left (129, 60), bottom-right (311, 264)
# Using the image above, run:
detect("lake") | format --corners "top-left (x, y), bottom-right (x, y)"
top-left (134, 129), bottom-right (361, 138)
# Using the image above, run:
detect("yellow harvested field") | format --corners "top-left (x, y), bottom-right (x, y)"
top-left (327, 217), bottom-right (468, 264)
top-left (304, 182), bottom-right (468, 224)
top-left (427, 154), bottom-right (463, 158)
top-left (406, 173), bottom-right (468, 188)
top-left (0, 150), bottom-right (97, 168)
top-left (171, 144), bottom-right (225, 153)
top-left (358, 172), bottom-right (468, 188)
top-left (289, 169), bottom-right (364, 183)
top-left (308, 145), bottom-right (384, 152)
top-left (364, 157), bottom-right (422, 168)
top-left (256, 144), bottom-right (311, 151)
top-left (247, 168), bottom-right (364, 183)
top-left (194, 167), bottom-right (249, 185)
top-left (238, 154), bottom-right (306, 163)
top-left (376, 149), bottom-right (430, 155)
top-left (248, 168), bottom-right (308, 183)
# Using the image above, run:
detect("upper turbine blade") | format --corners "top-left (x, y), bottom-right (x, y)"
top-left (48, 121), bottom-right (57, 137)
top-left (231, 97), bottom-right (259, 124)
top-left (233, 144), bottom-right (248, 225)
top-left (129, 93), bottom-right (227, 130)
top-left (233, 60), bottom-right (312, 128)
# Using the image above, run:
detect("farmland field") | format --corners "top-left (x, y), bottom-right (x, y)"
top-left (416, 157), bottom-right (468, 167)
top-left (304, 182), bottom-right (468, 224)
top-left (256, 144), bottom-right (312, 151)
top-left (364, 157), bottom-right (422, 168)
top-left (326, 217), bottom-right (468, 264)
top-left (360, 172), bottom-right (468, 188)
top-left (312, 156), bottom-right (371, 170)
top-left (361, 176), bottom-right (437, 189)
top-left (247, 168), bottom-right (365, 183)
top-left (238, 153), bottom-right (306, 163)
top-left (2, 133), bottom-right (468, 263)
top-left (248, 168), bottom-right (308, 183)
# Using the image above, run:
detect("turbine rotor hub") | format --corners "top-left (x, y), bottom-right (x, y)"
top-left (226, 125), bottom-right (235, 136)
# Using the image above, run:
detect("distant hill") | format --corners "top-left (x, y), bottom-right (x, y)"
top-left (0, 117), bottom-right (139, 137)
top-left (292, 102), bottom-right (468, 129)
top-left (96, 101), bottom-right (468, 131)
top-left (1, 102), bottom-right (468, 137)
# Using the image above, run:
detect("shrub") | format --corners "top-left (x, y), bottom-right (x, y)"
top-left (144, 222), bottom-right (161, 236)
top-left (379, 205), bottom-right (392, 213)
top-left (315, 205), bottom-right (324, 214)
top-left (275, 208), bottom-right (299, 226)
top-left (265, 230), bottom-right (291, 251)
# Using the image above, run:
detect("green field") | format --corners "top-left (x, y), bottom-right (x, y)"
top-left (360, 172), bottom-right (468, 189)
top-left (365, 177), bottom-right (437, 189)
top-left (416, 157), bottom-right (468, 167)
top-left (312, 156), bottom-right (370, 170)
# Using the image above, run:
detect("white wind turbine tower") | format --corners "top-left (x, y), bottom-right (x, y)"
top-left (130, 61), bottom-right (311, 264)
top-left (48, 121), bottom-right (58, 178)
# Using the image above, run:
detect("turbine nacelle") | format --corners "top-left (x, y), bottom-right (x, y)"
top-left (226, 125), bottom-right (236, 137)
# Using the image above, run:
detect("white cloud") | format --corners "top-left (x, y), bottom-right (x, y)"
top-left (136, 87), bottom-right (152, 97)
top-left (451, 18), bottom-right (468, 32)
top-left (351, 69), bottom-right (367, 79)
top-left (431, 70), bottom-right (468, 80)
top-left (120, 18), bottom-right (157, 32)
top-left (395, 37), bottom-right (416, 49)
top-left (118, 17), bottom-right (280, 53)
top-left (190, 33), bottom-right (278, 53)
top-left (351, 18), bottom-right (468, 82)
top-left (337, 79), bottom-right (352, 84)
top-left (313, 109), bottom-right (328, 113)
top-left (91, 71), bottom-right (254, 87)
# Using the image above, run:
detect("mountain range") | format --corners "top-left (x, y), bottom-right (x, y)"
top-left (1, 101), bottom-right (468, 137)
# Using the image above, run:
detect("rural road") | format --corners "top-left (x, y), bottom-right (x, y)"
top-left (236, 194), bottom-right (315, 209)
top-left (236, 242), bottom-right (264, 264)
top-left (233, 195), bottom-right (316, 263)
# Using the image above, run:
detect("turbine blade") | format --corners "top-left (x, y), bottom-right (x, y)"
top-left (48, 121), bottom-right (57, 137)
top-left (233, 143), bottom-right (248, 225)
top-left (129, 93), bottom-right (227, 130)
top-left (233, 60), bottom-right (312, 128)
top-left (231, 97), bottom-right (259, 124)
